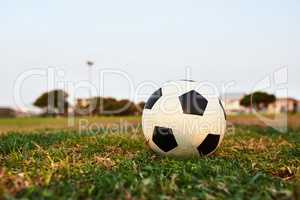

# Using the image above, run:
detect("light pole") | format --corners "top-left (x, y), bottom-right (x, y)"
top-left (86, 60), bottom-right (94, 83)
top-left (86, 60), bottom-right (94, 117)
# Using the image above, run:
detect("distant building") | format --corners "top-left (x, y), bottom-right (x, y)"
top-left (222, 93), bottom-right (299, 115)
top-left (15, 109), bottom-right (31, 117)
top-left (76, 98), bottom-right (90, 108)
top-left (268, 98), bottom-right (298, 113)
top-left (0, 107), bottom-right (17, 118)
top-left (74, 98), bottom-right (91, 116)
top-left (222, 93), bottom-right (247, 114)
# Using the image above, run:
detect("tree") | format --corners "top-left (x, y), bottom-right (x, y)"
top-left (33, 90), bottom-right (69, 116)
top-left (240, 91), bottom-right (276, 111)
top-left (136, 101), bottom-right (145, 115)
top-left (81, 97), bottom-right (140, 116)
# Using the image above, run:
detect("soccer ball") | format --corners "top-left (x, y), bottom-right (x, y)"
top-left (142, 80), bottom-right (226, 158)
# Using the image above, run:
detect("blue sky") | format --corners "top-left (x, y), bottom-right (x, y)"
top-left (1, 0), bottom-right (299, 109)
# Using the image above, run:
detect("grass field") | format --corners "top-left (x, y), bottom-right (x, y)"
top-left (0, 116), bottom-right (299, 199)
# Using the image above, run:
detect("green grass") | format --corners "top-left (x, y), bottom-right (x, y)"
top-left (0, 118), bottom-right (299, 199)
top-left (0, 116), bottom-right (140, 133)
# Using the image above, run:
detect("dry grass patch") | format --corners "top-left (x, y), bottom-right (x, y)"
top-left (220, 136), bottom-right (294, 154)
top-left (0, 168), bottom-right (32, 197)
top-left (94, 156), bottom-right (116, 170)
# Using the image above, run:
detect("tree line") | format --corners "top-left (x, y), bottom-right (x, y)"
top-left (33, 90), bottom-right (145, 117)
top-left (33, 89), bottom-right (277, 117)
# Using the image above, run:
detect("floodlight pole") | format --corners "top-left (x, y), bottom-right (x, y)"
top-left (86, 61), bottom-right (94, 117)
top-left (87, 61), bottom-right (94, 84)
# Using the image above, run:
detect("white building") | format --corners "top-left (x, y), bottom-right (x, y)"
top-left (222, 93), bottom-right (247, 114)
top-left (268, 98), bottom-right (298, 113)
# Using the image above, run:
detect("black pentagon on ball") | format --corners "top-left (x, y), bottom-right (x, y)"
top-left (219, 99), bottom-right (227, 120)
top-left (197, 134), bottom-right (220, 155)
top-left (152, 126), bottom-right (178, 152)
top-left (179, 90), bottom-right (208, 116)
top-left (144, 88), bottom-right (162, 109)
